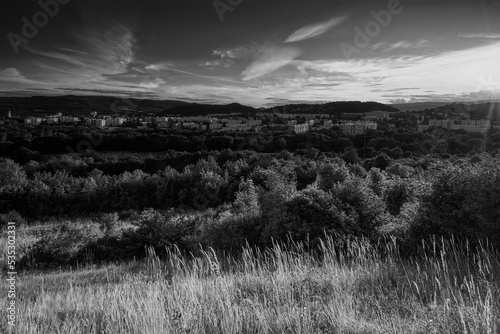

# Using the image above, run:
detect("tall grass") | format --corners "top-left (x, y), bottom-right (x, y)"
top-left (1, 236), bottom-right (499, 334)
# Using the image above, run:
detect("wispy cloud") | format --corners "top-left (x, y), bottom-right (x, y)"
top-left (457, 32), bottom-right (500, 39)
top-left (24, 45), bottom-right (86, 67)
top-left (0, 68), bottom-right (42, 85)
top-left (35, 45), bottom-right (89, 55)
top-left (242, 44), bottom-right (302, 81)
top-left (213, 47), bottom-right (254, 59)
top-left (72, 21), bottom-right (136, 74)
top-left (372, 40), bottom-right (429, 52)
top-left (145, 62), bottom-right (174, 71)
top-left (285, 15), bottom-right (348, 43)
top-left (0, 68), bottom-right (25, 79)
top-left (289, 41), bottom-right (500, 102)
top-left (199, 60), bottom-right (232, 69)
top-left (139, 78), bottom-right (166, 89)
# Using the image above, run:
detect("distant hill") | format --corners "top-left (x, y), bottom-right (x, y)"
top-left (320, 101), bottom-right (399, 114)
top-left (0, 95), bottom-right (189, 116)
top-left (468, 102), bottom-right (500, 121)
top-left (420, 102), bottom-right (500, 123)
top-left (159, 103), bottom-right (256, 116)
top-left (268, 101), bottom-right (399, 115)
top-left (391, 102), bottom-right (451, 112)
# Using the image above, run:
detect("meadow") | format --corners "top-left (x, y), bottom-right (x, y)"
top-left (1, 227), bottom-right (499, 334)
top-left (2, 147), bottom-right (500, 333)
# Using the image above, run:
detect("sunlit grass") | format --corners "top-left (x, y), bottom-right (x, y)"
top-left (1, 236), bottom-right (499, 334)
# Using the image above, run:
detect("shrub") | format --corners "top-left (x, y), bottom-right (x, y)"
top-left (121, 208), bottom-right (197, 257)
top-left (0, 211), bottom-right (26, 227)
top-left (332, 176), bottom-right (386, 237)
top-left (199, 210), bottom-right (262, 250)
top-left (0, 158), bottom-right (28, 191)
top-left (386, 163), bottom-right (413, 179)
top-left (316, 161), bottom-right (350, 192)
top-left (233, 179), bottom-right (260, 216)
top-left (99, 212), bottom-right (121, 237)
top-left (19, 222), bottom-right (103, 269)
top-left (260, 188), bottom-right (355, 245)
top-left (347, 164), bottom-right (367, 178)
top-left (411, 159), bottom-right (500, 248)
top-left (384, 179), bottom-right (415, 216)
top-left (367, 168), bottom-right (386, 197)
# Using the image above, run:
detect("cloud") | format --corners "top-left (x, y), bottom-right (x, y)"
top-left (242, 45), bottom-right (303, 81)
top-left (0, 68), bottom-right (42, 85)
top-left (24, 45), bottom-right (86, 67)
top-left (0, 68), bottom-right (25, 79)
top-left (139, 78), bottom-right (166, 89)
top-left (72, 22), bottom-right (136, 74)
top-left (285, 15), bottom-right (348, 43)
top-left (457, 33), bottom-right (500, 39)
top-left (38, 45), bottom-right (89, 55)
top-left (389, 99), bottom-right (408, 104)
top-left (199, 60), bottom-right (222, 68)
top-left (145, 62), bottom-right (174, 71)
top-left (372, 40), bottom-right (429, 52)
top-left (226, 40), bottom-right (498, 104)
top-left (56, 87), bottom-right (155, 97)
top-left (22, 21), bottom-right (136, 81)
top-left (213, 47), bottom-right (254, 59)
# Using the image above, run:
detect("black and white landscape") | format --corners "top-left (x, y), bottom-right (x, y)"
top-left (1, 1), bottom-right (500, 333)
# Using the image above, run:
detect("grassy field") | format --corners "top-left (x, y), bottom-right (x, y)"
top-left (1, 233), bottom-right (499, 334)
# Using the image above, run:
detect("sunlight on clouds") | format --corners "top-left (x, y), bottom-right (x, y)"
top-left (145, 62), bottom-right (174, 71)
top-left (285, 16), bottom-right (349, 43)
top-left (213, 47), bottom-right (254, 59)
top-left (24, 45), bottom-right (86, 67)
top-left (138, 39), bottom-right (500, 106)
top-left (72, 22), bottom-right (136, 75)
top-left (242, 45), bottom-right (302, 81)
top-left (273, 41), bottom-right (500, 102)
top-left (139, 78), bottom-right (166, 89)
top-left (457, 33), bottom-right (500, 39)
top-left (0, 68), bottom-right (24, 79)
top-left (372, 40), bottom-right (429, 52)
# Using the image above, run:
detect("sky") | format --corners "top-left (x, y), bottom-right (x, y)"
top-left (0, 0), bottom-right (499, 107)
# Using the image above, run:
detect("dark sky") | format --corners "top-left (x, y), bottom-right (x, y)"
top-left (1, 0), bottom-right (499, 106)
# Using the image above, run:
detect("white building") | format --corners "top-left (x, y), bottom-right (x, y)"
top-left (340, 122), bottom-right (377, 135)
top-left (288, 124), bottom-right (309, 133)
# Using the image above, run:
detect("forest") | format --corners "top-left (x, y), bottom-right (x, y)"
top-left (1, 123), bottom-right (500, 333)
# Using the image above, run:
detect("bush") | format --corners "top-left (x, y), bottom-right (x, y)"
top-left (0, 158), bottom-right (28, 191)
top-left (0, 211), bottom-right (26, 227)
top-left (332, 176), bottom-right (386, 237)
top-left (19, 222), bottom-right (103, 269)
top-left (386, 163), bottom-right (413, 179)
top-left (411, 159), bottom-right (500, 248)
top-left (384, 179), bottom-right (415, 216)
top-left (99, 212), bottom-right (121, 237)
top-left (199, 210), bottom-right (262, 250)
top-left (121, 208), bottom-right (197, 257)
top-left (316, 161), bottom-right (350, 192)
top-left (260, 188), bottom-right (355, 245)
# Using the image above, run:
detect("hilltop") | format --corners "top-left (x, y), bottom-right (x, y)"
top-left (0, 95), bottom-right (189, 116)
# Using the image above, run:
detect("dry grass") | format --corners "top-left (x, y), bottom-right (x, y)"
top-left (1, 236), bottom-right (499, 334)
